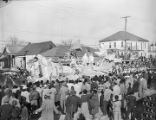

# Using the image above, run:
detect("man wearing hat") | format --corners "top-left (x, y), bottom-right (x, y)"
top-left (65, 89), bottom-right (81, 120)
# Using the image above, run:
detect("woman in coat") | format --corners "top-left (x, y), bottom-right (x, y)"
top-left (113, 95), bottom-right (121, 120)
top-left (89, 90), bottom-right (100, 119)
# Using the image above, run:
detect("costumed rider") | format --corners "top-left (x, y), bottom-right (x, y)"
top-left (82, 53), bottom-right (89, 66)
top-left (29, 57), bottom-right (43, 80)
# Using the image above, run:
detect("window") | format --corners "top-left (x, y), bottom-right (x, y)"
top-left (144, 42), bottom-right (146, 48)
top-left (121, 41), bottom-right (123, 47)
top-left (109, 42), bottom-right (111, 48)
top-left (114, 42), bottom-right (116, 48)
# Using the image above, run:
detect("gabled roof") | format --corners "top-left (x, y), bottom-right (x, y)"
top-left (75, 45), bottom-right (99, 57)
top-left (41, 45), bottom-right (70, 57)
top-left (41, 44), bottom-right (99, 57)
top-left (17, 41), bottom-right (56, 56)
top-left (99, 31), bottom-right (149, 42)
top-left (0, 45), bottom-right (26, 57)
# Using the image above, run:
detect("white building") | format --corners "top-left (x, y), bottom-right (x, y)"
top-left (99, 31), bottom-right (149, 59)
top-left (149, 43), bottom-right (156, 58)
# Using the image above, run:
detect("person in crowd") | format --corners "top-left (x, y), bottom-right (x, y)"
top-left (138, 73), bottom-right (147, 98)
top-left (15, 90), bottom-right (23, 104)
top-left (36, 82), bottom-right (43, 97)
top-left (81, 89), bottom-right (92, 120)
top-left (103, 86), bottom-right (113, 116)
top-left (35, 93), bottom-right (60, 120)
top-left (41, 84), bottom-right (50, 101)
top-left (0, 86), bottom-right (5, 105)
top-left (74, 80), bottom-right (82, 97)
top-left (89, 90), bottom-right (100, 119)
top-left (11, 93), bottom-right (21, 108)
top-left (65, 90), bottom-right (81, 120)
top-left (119, 77), bottom-right (127, 119)
top-left (29, 85), bottom-right (40, 112)
top-left (107, 94), bottom-right (114, 120)
top-left (20, 97), bottom-right (29, 120)
top-left (119, 78), bottom-right (126, 97)
top-left (35, 83), bottom-right (43, 107)
top-left (0, 97), bottom-right (12, 120)
top-left (100, 90), bottom-right (105, 115)
top-left (12, 86), bottom-right (20, 94)
top-left (113, 95), bottom-right (121, 120)
top-left (126, 91), bottom-right (136, 120)
top-left (127, 83), bottom-right (133, 95)
top-left (60, 81), bottom-right (69, 113)
top-left (132, 75), bottom-right (139, 93)
top-left (91, 79), bottom-right (98, 91)
top-left (147, 70), bottom-right (152, 89)
top-left (54, 81), bottom-right (61, 111)
top-left (48, 83), bottom-right (56, 101)
top-left (151, 71), bottom-right (156, 89)
top-left (70, 86), bottom-right (75, 94)
top-left (11, 100), bottom-right (20, 120)
top-left (113, 81), bottom-right (121, 98)
top-left (21, 87), bottom-right (30, 104)
top-left (66, 80), bottom-right (74, 92)
top-left (1, 88), bottom-right (13, 105)
top-left (1, 88), bottom-right (20, 108)
top-left (81, 79), bottom-right (90, 93)
top-left (77, 113), bottom-right (86, 120)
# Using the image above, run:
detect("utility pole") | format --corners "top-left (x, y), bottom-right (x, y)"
top-left (122, 16), bottom-right (130, 32)
top-left (121, 16), bottom-right (131, 60)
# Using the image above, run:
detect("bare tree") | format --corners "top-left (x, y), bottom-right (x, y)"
top-left (61, 39), bottom-right (73, 48)
top-left (6, 36), bottom-right (29, 46)
top-left (5, 36), bottom-right (18, 46)
top-left (10, 36), bottom-right (18, 45)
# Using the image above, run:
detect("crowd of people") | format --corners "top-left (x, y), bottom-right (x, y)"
top-left (0, 58), bottom-right (156, 120)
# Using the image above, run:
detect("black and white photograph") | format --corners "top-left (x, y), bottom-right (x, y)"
top-left (0, 0), bottom-right (156, 120)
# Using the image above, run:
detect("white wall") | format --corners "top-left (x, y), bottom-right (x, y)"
top-left (100, 40), bottom-right (149, 57)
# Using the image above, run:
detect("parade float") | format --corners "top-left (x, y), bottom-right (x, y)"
top-left (24, 50), bottom-right (114, 82)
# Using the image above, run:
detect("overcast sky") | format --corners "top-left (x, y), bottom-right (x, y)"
top-left (0, 0), bottom-right (155, 46)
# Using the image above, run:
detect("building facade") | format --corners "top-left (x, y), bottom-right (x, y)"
top-left (99, 31), bottom-right (149, 59)
top-left (148, 43), bottom-right (156, 58)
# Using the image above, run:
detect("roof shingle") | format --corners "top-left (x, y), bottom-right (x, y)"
top-left (99, 31), bottom-right (149, 42)
top-left (17, 41), bottom-right (56, 56)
